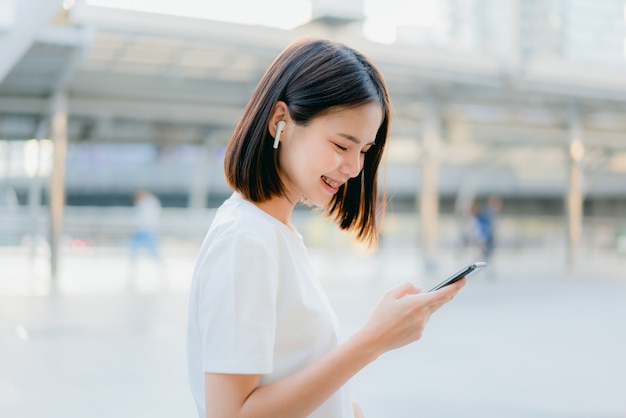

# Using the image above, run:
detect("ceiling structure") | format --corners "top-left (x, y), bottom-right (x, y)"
top-left (1, 0), bottom-right (626, 198)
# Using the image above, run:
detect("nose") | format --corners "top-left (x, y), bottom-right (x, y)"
top-left (340, 151), bottom-right (363, 179)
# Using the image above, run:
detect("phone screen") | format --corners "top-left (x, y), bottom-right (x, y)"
top-left (427, 261), bottom-right (487, 292)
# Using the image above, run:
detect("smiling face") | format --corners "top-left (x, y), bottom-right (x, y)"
top-left (276, 102), bottom-right (383, 209)
top-left (224, 39), bottom-right (391, 240)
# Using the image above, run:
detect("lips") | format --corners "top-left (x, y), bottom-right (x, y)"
top-left (322, 175), bottom-right (342, 190)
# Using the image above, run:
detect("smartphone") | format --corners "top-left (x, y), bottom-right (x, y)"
top-left (427, 261), bottom-right (487, 292)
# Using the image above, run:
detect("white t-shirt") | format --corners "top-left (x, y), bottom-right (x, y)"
top-left (187, 193), bottom-right (354, 418)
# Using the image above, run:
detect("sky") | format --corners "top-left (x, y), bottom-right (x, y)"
top-left (82, 0), bottom-right (446, 44)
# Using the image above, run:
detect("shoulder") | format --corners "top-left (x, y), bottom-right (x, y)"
top-left (210, 195), bottom-right (280, 240)
top-left (191, 197), bottom-right (283, 294)
top-left (198, 195), bottom-right (290, 261)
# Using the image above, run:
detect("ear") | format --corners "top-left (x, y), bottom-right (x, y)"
top-left (268, 101), bottom-right (289, 137)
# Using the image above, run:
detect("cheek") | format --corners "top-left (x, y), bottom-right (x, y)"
top-left (300, 142), bottom-right (336, 167)
top-left (282, 142), bottom-right (322, 181)
top-left (288, 134), bottom-right (341, 175)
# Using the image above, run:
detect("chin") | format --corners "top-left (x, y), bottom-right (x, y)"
top-left (300, 194), bottom-right (332, 209)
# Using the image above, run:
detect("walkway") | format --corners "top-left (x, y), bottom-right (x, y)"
top-left (1, 245), bottom-right (625, 417)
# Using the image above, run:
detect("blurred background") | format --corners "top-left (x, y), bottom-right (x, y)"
top-left (1, 1), bottom-right (625, 417)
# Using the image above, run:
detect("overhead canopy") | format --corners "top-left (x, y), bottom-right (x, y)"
top-left (1, 1), bottom-right (626, 195)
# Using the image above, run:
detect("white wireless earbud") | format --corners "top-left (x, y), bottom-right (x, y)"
top-left (273, 120), bottom-right (286, 149)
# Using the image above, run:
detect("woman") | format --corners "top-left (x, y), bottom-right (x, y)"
top-left (187, 37), bottom-right (465, 418)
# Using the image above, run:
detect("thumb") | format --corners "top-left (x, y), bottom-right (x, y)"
top-left (388, 282), bottom-right (421, 299)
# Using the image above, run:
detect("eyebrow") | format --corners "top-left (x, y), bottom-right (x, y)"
top-left (338, 133), bottom-right (375, 146)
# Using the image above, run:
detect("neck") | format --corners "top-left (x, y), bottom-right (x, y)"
top-left (249, 196), bottom-right (297, 230)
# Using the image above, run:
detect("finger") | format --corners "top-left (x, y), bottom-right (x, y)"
top-left (433, 277), bottom-right (466, 300)
top-left (388, 282), bottom-right (420, 299)
top-left (416, 277), bottom-right (467, 305)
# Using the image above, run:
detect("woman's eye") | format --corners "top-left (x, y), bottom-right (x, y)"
top-left (334, 143), bottom-right (347, 152)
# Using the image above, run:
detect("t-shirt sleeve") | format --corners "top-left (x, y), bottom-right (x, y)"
top-left (193, 232), bottom-right (278, 374)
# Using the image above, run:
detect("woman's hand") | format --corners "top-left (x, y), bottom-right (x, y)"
top-left (354, 278), bottom-right (466, 357)
top-left (204, 279), bottom-right (465, 418)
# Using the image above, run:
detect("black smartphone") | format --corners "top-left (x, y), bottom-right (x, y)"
top-left (427, 261), bottom-right (487, 292)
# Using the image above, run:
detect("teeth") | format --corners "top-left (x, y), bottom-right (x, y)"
top-left (322, 176), bottom-right (339, 188)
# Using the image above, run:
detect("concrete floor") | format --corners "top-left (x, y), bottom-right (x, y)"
top-left (1, 245), bottom-right (625, 418)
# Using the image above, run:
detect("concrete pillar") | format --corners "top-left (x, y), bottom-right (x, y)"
top-left (25, 118), bottom-right (49, 260)
top-left (44, 26), bottom-right (91, 281)
top-left (420, 102), bottom-right (441, 271)
top-left (49, 91), bottom-right (68, 280)
top-left (565, 109), bottom-right (584, 273)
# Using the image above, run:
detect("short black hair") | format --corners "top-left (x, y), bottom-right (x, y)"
top-left (224, 37), bottom-right (391, 245)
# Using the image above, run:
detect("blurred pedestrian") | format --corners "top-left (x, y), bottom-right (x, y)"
top-left (475, 195), bottom-right (502, 263)
top-left (456, 199), bottom-right (480, 253)
top-left (186, 38), bottom-right (466, 418)
top-left (129, 189), bottom-right (162, 264)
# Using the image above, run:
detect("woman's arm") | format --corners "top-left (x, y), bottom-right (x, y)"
top-left (205, 279), bottom-right (466, 418)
